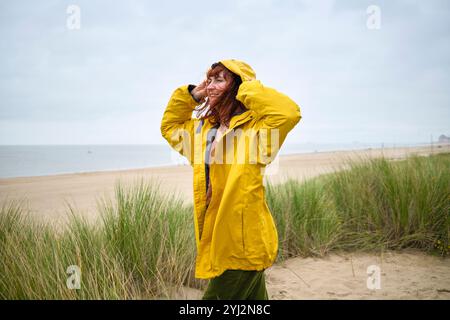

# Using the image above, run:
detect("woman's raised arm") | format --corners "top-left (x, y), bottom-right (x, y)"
top-left (236, 79), bottom-right (302, 163)
top-left (160, 84), bottom-right (201, 165)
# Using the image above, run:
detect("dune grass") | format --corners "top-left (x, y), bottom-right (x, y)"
top-left (0, 179), bottom-right (199, 299)
top-left (267, 153), bottom-right (450, 260)
top-left (0, 153), bottom-right (448, 299)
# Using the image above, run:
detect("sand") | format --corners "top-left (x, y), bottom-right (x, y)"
top-left (1, 143), bottom-right (449, 299)
top-left (177, 249), bottom-right (450, 300)
top-left (266, 250), bottom-right (450, 300)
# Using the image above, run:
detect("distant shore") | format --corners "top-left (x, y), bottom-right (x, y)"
top-left (0, 143), bottom-right (449, 225)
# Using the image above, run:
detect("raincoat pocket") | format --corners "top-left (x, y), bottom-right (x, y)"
top-left (242, 203), bottom-right (266, 259)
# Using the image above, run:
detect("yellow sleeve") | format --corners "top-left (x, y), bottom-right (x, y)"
top-left (236, 80), bottom-right (302, 164)
top-left (160, 85), bottom-right (200, 165)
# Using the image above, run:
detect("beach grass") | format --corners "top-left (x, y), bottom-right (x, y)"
top-left (0, 179), bottom-right (198, 299)
top-left (0, 153), bottom-right (448, 299)
top-left (267, 153), bottom-right (450, 260)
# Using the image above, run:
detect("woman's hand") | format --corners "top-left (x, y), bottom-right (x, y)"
top-left (191, 79), bottom-right (208, 102)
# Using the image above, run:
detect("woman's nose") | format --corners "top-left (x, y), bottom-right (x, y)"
top-left (206, 81), bottom-right (216, 90)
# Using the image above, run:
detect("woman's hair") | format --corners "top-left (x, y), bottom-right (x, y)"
top-left (195, 62), bottom-right (247, 127)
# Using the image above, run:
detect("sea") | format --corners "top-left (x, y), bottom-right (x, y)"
top-left (0, 142), bottom-right (434, 178)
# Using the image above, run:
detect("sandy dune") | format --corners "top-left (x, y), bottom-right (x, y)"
top-left (178, 250), bottom-right (450, 300)
top-left (266, 250), bottom-right (450, 300)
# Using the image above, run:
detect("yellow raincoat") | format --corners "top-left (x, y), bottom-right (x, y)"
top-left (160, 59), bottom-right (301, 279)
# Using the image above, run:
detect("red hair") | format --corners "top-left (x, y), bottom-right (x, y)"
top-left (195, 62), bottom-right (247, 127)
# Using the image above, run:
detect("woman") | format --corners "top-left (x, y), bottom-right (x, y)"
top-left (160, 59), bottom-right (301, 300)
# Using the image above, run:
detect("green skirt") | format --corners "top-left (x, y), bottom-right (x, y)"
top-left (202, 270), bottom-right (269, 300)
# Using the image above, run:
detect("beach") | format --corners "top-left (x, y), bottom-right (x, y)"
top-left (1, 144), bottom-right (449, 300)
top-left (1, 144), bottom-right (448, 225)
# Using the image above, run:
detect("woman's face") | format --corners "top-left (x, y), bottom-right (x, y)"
top-left (206, 70), bottom-right (231, 106)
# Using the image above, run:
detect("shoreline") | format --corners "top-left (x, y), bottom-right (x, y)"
top-left (0, 144), bottom-right (449, 225)
top-left (0, 142), bottom-right (444, 180)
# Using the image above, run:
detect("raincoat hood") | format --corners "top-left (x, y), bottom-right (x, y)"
top-left (220, 59), bottom-right (257, 82)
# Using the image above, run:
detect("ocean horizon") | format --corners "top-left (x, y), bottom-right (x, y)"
top-left (0, 142), bottom-right (436, 179)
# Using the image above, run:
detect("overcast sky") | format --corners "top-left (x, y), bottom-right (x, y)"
top-left (0, 0), bottom-right (449, 145)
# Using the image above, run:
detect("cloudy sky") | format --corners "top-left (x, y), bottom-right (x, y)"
top-left (0, 0), bottom-right (449, 145)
